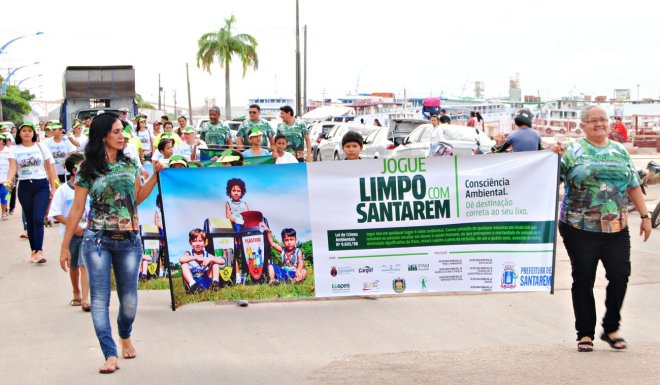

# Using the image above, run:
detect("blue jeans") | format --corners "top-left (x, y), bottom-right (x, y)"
top-left (17, 178), bottom-right (50, 251)
top-left (81, 229), bottom-right (143, 359)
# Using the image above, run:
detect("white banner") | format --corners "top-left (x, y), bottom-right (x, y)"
top-left (307, 151), bottom-right (559, 297)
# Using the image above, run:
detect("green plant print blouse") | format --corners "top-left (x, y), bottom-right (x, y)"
top-left (560, 138), bottom-right (640, 233)
top-left (77, 160), bottom-right (140, 231)
top-left (276, 120), bottom-right (308, 155)
top-left (200, 121), bottom-right (231, 146)
top-left (238, 118), bottom-right (274, 147)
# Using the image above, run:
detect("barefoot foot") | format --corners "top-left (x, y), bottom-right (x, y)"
top-left (99, 356), bottom-right (120, 374)
top-left (121, 338), bottom-right (137, 359)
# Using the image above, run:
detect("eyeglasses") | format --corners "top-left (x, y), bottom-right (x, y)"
top-left (584, 118), bottom-right (609, 125)
top-left (248, 111), bottom-right (258, 114)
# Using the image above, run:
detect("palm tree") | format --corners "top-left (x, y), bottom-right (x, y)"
top-left (197, 15), bottom-right (258, 119)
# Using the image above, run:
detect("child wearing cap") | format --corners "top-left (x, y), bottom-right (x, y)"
top-left (0, 133), bottom-right (11, 220)
top-left (242, 127), bottom-right (271, 158)
top-left (168, 155), bottom-right (188, 169)
top-left (272, 133), bottom-right (298, 164)
top-left (48, 152), bottom-right (91, 311)
top-left (135, 118), bottom-right (154, 161)
top-left (43, 123), bottom-right (77, 183)
top-left (68, 122), bottom-right (88, 152)
top-left (214, 149), bottom-right (244, 167)
top-left (341, 131), bottom-right (364, 160)
top-left (175, 126), bottom-right (207, 161)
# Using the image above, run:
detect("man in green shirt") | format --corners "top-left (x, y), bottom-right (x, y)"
top-left (276, 105), bottom-right (311, 162)
top-left (200, 106), bottom-right (232, 148)
top-left (237, 104), bottom-right (274, 150)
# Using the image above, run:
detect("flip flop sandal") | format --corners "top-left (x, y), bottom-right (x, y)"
top-left (600, 333), bottom-right (627, 350)
top-left (577, 340), bottom-right (594, 352)
top-left (70, 299), bottom-right (82, 306)
top-left (82, 303), bottom-right (91, 312)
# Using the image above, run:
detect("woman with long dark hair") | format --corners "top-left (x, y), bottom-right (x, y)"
top-left (59, 113), bottom-right (163, 374)
top-left (7, 122), bottom-right (58, 263)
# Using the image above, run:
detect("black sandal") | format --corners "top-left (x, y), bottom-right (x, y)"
top-left (600, 333), bottom-right (627, 350)
top-left (577, 340), bottom-right (594, 352)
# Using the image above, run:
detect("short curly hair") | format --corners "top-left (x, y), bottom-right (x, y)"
top-left (226, 178), bottom-right (246, 198)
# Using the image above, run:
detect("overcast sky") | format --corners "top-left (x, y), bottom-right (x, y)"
top-left (2, 0), bottom-right (659, 112)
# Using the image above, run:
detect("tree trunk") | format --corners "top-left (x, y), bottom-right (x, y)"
top-left (225, 64), bottom-right (231, 120)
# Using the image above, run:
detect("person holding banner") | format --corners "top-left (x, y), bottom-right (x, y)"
top-left (554, 105), bottom-right (651, 352)
top-left (59, 113), bottom-right (164, 374)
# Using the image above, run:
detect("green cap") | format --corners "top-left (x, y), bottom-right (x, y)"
top-left (72, 122), bottom-right (82, 129)
top-left (248, 127), bottom-right (263, 138)
top-left (217, 149), bottom-right (241, 163)
top-left (138, 118), bottom-right (147, 123)
top-left (168, 154), bottom-right (188, 168)
top-left (122, 131), bottom-right (131, 139)
top-left (182, 125), bottom-right (195, 134)
top-left (19, 121), bottom-right (35, 130)
top-left (124, 125), bottom-right (132, 133)
top-left (51, 123), bottom-right (63, 130)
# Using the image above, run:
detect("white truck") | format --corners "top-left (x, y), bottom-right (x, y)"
top-left (59, 65), bottom-right (136, 129)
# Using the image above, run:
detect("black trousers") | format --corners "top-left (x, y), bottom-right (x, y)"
top-left (558, 222), bottom-right (631, 341)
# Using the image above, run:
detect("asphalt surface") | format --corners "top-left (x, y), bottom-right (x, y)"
top-left (1, 155), bottom-right (659, 385)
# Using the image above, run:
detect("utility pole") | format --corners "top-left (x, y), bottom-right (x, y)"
top-left (295, 0), bottom-right (302, 116)
top-left (303, 25), bottom-right (307, 113)
top-left (158, 73), bottom-right (162, 110)
top-left (186, 63), bottom-right (192, 119)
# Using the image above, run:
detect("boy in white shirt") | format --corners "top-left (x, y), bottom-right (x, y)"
top-left (272, 133), bottom-right (298, 164)
top-left (48, 152), bottom-right (90, 311)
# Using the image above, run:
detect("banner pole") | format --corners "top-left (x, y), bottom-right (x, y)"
top-left (550, 152), bottom-right (561, 295)
top-left (156, 173), bottom-right (177, 311)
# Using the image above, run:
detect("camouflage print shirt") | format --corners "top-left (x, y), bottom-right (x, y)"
top-left (560, 138), bottom-right (640, 233)
top-left (276, 119), bottom-right (308, 156)
top-left (77, 159), bottom-right (140, 231)
top-left (200, 121), bottom-right (232, 146)
top-left (237, 118), bottom-right (274, 147)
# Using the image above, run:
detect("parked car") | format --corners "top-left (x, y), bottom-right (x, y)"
top-left (361, 127), bottom-right (395, 159)
top-left (390, 124), bottom-right (496, 158)
top-left (386, 118), bottom-right (429, 146)
top-left (308, 121), bottom-right (338, 161)
top-left (317, 123), bottom-right (369, 161)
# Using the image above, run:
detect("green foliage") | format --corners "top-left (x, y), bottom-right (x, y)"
top-left (0, 77), bottom-right (34, 122)
top-left (135, 93), bottom-right (155, 109)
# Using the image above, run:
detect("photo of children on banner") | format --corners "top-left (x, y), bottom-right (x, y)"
top-left (137, 164), bottom-right (167, 281)
top-left (180, 228), bottom-right (225, 293)
top-left (264, 225), bottom-right (307, 284)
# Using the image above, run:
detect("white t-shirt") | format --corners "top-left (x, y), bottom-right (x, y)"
top-left (70, 134), bottom-right (88, 152)
top-left (43, 137), bottom-right (77, 175)
top-left (8, 143), bottom-right (54, 180)
top-left (123, 143), bottom-right (143, 169)
top-left (48, 182), bottom-right (90, 236)
top-left (136, 130), bottom-right (153, 154)
top-left (175, 142), bottom-right (207, 161)
top-left (0, 147), bottom-right (10, 183)
top-left (429, 125), bottom-right (445, 144)
top-left (275, 151), bottom-right (298, 164)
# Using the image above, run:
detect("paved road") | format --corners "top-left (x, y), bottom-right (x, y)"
top-left (1, 162), bottom-right (659, 385)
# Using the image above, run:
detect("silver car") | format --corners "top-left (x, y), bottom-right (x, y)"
top-left (391, 124), bottom-right (495, 158)
top-left (361, 127), bottom-right (395, 159)
top-left (317, 123), bottom-right (368, 161)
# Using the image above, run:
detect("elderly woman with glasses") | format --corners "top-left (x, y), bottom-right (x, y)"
top-left (554, 105), bottom-right (651, 352)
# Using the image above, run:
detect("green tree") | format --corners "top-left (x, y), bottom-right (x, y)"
top-left (0, 77), bottom-right (34, 122)
top-left (196, 15), bottom-right (258, 119)
top-left (135, 93), bottom-right (155, 109)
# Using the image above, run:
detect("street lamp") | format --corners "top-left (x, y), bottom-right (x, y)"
top-left (1, 62), bottom-right (40, 95)
top-left (0, 32), bottom-right (44, 55)
top-left (16, 74), bottom-right (43, 88)
top-left (0, 61), bottom-right (40, 120)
